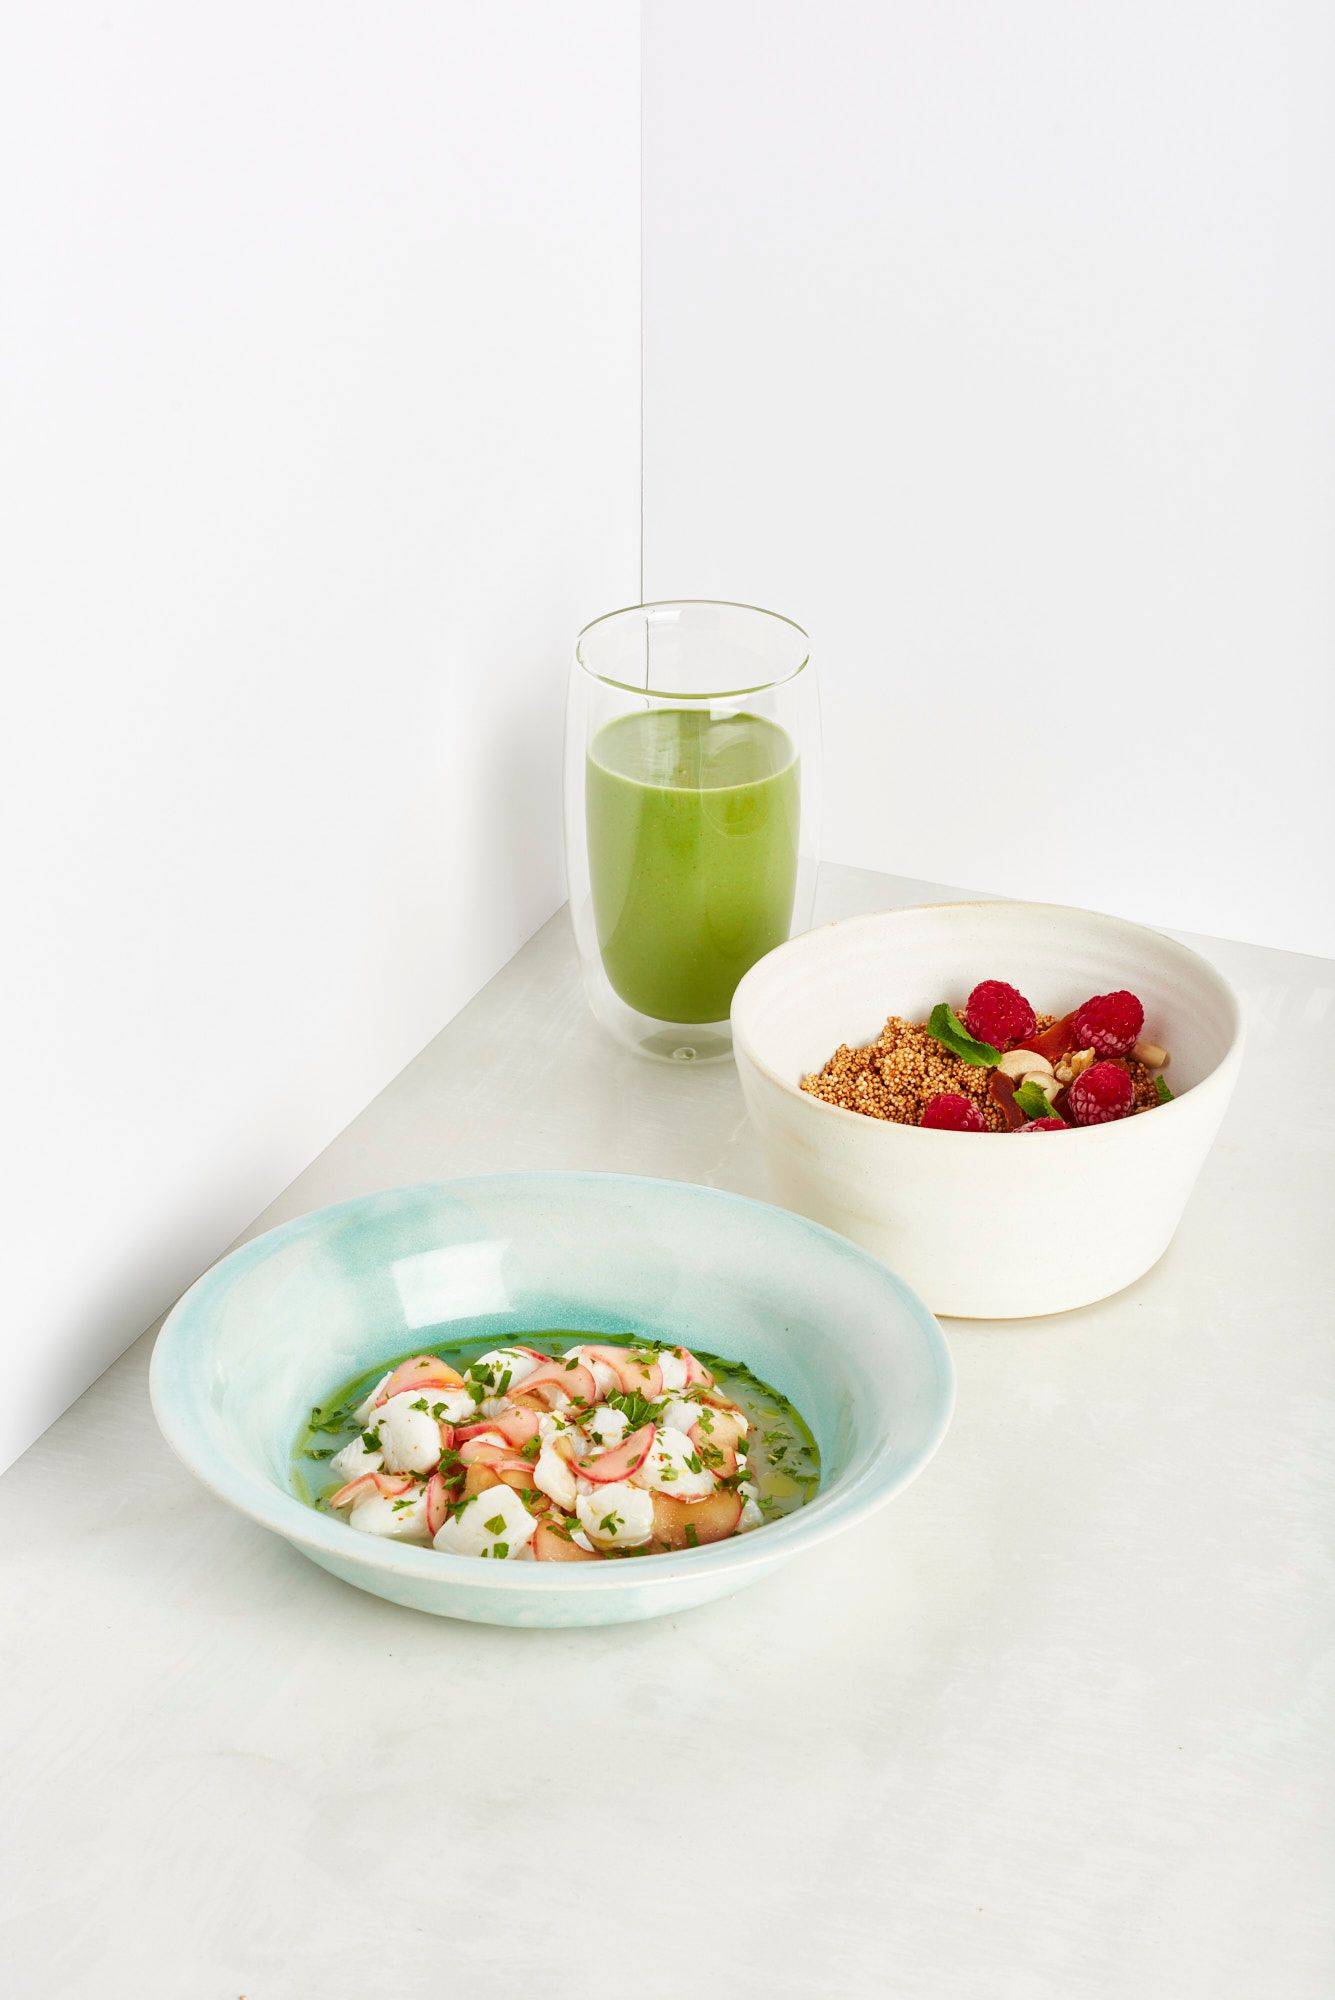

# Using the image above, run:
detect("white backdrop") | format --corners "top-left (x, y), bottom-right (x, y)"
top-left (643, 0), bottom-right (1335, 959)
top-left (0, 2), bottom-right (639, 1471)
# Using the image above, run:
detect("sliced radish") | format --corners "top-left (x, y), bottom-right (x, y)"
top-left (328, 1471), bottom-right (415, 1509)
top-left (424, 1471), bottom-right (451, 1537)
top-left (374, 1355), bottom-right (465, 1404)
top-left (574, 1345), bottom-right (658, 1398)
top-left (680, 1349), bottom-right (715, 1389)
top-left (456, 1420), bottom-right (509, 1445)
top-left (578, 1422), bottom-right (655, 1485)
top-left (688, 1426), bottom-right (738, 1479)
top-left (532, 1521), bottom-right (600, 1563)
top-left (650, 1488), bottom-right (744, 1548)
top-left (509, 1360), bottom-right (597, 1406)
top-left (618, 1356), bottom-right (663, 1398)
top-left (458, 1429), bottom-right (510, 1462)
top-left (491, 1407), bottom-right (541, 1450)
top-left (437, 1421), bottom-right (456, 1452)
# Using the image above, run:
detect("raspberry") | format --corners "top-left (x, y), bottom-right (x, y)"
top-left (1066, 1060), bottom-right (1135, 1126)
top-left (921, 1092), bottom-right (986, 1132)
top-left (963, 980), bottom-right (1037, 1050)
top-left (1017, 1117), bottom-right (1067, 1132)
top-left (1072, 989), bottom-right (1144, 1058)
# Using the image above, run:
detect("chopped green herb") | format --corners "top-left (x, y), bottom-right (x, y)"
top-left (926, 1002), bottom-right (1001, 1067)
top-left (484, 1513), bottom-right (507, 1535)
top-left (1013, 1078), bottom-right (1061, 1123)
top-left (1154, 1075), bottom-right (1174, 1105)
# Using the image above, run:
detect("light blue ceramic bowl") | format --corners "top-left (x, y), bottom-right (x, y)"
top-left (150, 1174), bottom-right (953, 1627)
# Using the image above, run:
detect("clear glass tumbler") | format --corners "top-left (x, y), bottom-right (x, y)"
top-left (564, 600), bottom-right (820, 1062)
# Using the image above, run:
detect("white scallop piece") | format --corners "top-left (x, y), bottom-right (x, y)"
top-left (433, 1485), bottom-right (537, 1560)
top-left (636, 1425), bottom-right (716, 1500)
top-left (349, 1483), bottom-right (431, 1541)
top-left (576, 1480), bottom-right (655, 1549)
top-left (376, 1394), bottom-right (446, 1474)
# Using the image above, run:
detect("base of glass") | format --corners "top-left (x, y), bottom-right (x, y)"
top-left (582, 969), bottom-right (734, 1064)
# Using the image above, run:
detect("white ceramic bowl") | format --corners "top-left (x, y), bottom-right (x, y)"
top-left (731, 902), bottom-right (1244, 1318)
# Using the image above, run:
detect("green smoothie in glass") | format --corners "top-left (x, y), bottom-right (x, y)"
top-left (586, 707), bottom-right (799, 1024)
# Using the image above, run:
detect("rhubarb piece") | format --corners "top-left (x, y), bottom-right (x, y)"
top-left (532, 1521), bottom-right (601, 1563)
top-left (578, 1422), bottom-right (656, 1485)
top-left (689, 1407), bottom-right (745, 1454)
top-left (650, 1488), bottom-right (745, 1549)
top-left (988, 1070), bottom-right (1027, 1131)
top-left (328, 1471), bottom-right (414, 1509)
top-left (375, 1355), bottom-right (465, 1404)
top-left (1024, 1013), bottom-right (1078, 1063)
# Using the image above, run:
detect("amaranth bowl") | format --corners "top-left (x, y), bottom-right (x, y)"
top-left (731, 901), bottom-right (1244, 1318)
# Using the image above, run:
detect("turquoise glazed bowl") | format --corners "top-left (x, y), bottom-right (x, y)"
top-left (150, 1175), bottom-right (953, 1627)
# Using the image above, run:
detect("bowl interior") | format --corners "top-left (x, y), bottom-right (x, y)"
top-left (734, 901), bottom-right (1240, 1100)
top-left (153, 1175), bottom-right (952, 1569)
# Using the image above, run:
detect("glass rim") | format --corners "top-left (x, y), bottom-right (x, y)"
top-left (574, 598), bottom-right (811, 700)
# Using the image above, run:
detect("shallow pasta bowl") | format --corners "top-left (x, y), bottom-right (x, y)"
top-left (731, 901), bottom-right (1244, 1318)
top-left (150, 1173), bottom-right (953, 1627)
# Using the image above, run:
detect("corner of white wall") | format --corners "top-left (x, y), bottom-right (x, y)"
top-left (0, 1), bottom-right (642, 1471)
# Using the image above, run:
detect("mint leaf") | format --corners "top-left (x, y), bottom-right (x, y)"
top-left (927, 1003), bottom-right (1001, 1067)
top-left (1014, 1079), bottom-right (1060, 1122)
top-left (1154, 1075), bottom-right (1174, 1105)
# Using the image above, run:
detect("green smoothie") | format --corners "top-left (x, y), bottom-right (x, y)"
top-left (586, 708), bottom-right (799, 1024)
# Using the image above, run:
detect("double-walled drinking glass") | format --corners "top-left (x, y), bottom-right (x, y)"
top-left (564, 600), bottom-right (820, 1062)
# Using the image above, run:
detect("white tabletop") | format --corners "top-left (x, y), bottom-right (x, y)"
top-left (2, 866), bottom-right (1331, 2000)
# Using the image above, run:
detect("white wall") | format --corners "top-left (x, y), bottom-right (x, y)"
top-left (0, 2), bottom-right (639, 1470)
top-left (643, 0), bottom-right (1335, 958)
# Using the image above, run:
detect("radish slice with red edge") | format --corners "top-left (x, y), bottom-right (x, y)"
top-left (458, 1431), bottom-right (510, 1463)
top-left (375, 1355), bottom-right (465, 1404)
top-left (578, 1422), bottom-right (655, 1485)
top-left (424, 1471), bottom-right (451, 1537)
top-left (510, 1360), bottom-right (597, 1406)
top-left (328, 1471), bottom-right (415, 1509)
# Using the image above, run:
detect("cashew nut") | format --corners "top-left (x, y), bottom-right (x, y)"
top-left (996, 1049), bottom-right (1053, 1079)
top-left (1132, 1040), bottom-right (1169, 1069)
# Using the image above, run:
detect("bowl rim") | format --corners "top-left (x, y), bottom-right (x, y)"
top-left (730, 899), bottom-right (1247, 1141)
top-left (150, 1171), bottom-right (956, 1593)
